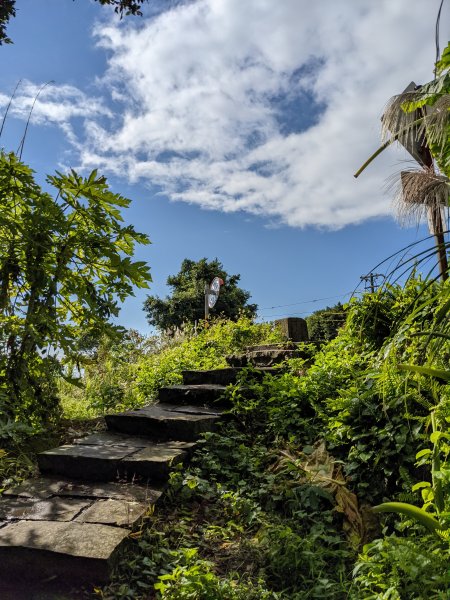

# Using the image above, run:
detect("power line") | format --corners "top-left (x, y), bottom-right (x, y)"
top-left (257, 310), bottom-right (350, 320)
top-left (258, 291), bottom-right (356, 312)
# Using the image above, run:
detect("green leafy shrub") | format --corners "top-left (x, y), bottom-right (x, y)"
top-left (306, 302), bottom-right (347, 344)
top-left (155, 548), bottom-right (277, 599)
top-left (351, 535), bottom-right (450, 599)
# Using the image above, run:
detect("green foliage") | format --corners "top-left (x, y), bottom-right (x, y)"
top-left (0, 0), bottom-right (14, 45)
top-left (306, 302), bottom-right (347, 344)
top-left (351, 535), bottom-right (450, 599)
top-left (400, 41), bottom-right (450, 178)
top-left (144, 258), bottom-right (257, 331)
top-left (0, 447), bottom-right (36, 492)
top-left (96, 0), bottom-right (149, 17)
top-left (155, 548), bottom-right (277, 600)
top-left (0, 152), bottom-right (150, 434)
top-left (60, 329), bottom-right (158, 416)
top-left (0, 1), bottom-right (149, 45)
top-left (345, 287), bottom-right (401, 349)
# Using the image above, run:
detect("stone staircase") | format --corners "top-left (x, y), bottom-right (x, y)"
top-left (0, 344), bottom-right (295, 596)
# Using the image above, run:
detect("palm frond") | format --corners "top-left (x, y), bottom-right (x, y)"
top-left (388, 167), bottom-right (449, 226)
top-left (381, 86), bottom-right (423, 149)
top-left (418, 94), bottom-right (450, 152)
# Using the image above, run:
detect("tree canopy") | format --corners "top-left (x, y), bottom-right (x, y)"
top-left (0, 152), bottom-right (151, 432)
top-left (0, 0), bottom-right (149, 45)
top-left (144, 258), bottom-right (257, 331)
top-left (306, 302), bottom-right (347, 344)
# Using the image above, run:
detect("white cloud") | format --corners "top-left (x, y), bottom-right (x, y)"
top-left (2, 1), bottom-right (447, 229)
top-left (0, 80), bottom-right (110, 146)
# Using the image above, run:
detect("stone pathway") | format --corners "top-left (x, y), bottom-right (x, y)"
top-left (0, 344), bottom-right (297, 595)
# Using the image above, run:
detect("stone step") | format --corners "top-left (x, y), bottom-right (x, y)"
top-left (245, 344), bottom-right (297, 352)
top-left (227, 348), bottom-right (301, 367)
top-left (3, 476), bottom-right (162, 503)
top-left (182, 367), bottom-right (281, 386)
top-left (158, 384), bottom-right (228, 406)
top-left (38, 433), bottom-right (197, 482)
top-left (106, 402), bottom-right (222, 442)
top-left (0, 521), bottom-right (128, 585)
top-left (0, 477), bottom-right (161, 588)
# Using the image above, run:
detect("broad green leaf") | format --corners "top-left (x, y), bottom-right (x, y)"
top-left (397, 364), bottom-right (450, 381)
top-left (371, 502), bottom-right (443, 534)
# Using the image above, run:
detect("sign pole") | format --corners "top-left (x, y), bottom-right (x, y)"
top-left (204, 283), bottom-right (209, 320)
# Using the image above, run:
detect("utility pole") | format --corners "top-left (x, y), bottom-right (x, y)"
top-left (360, 273), bottom-right (384, 293)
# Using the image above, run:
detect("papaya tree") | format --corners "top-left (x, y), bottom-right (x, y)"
top-left (0, 152), bottom-right (151, 433)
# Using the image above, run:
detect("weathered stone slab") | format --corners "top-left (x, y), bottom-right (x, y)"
top-left (182, 368), bottom-right (243, 386)
top-left (0, 497), bottom-right (89, 522)
top-left (38, 444), bottom-right (137, 481)
top-left (164, 440), bottom-right (198, 452)
top-left (106, 403), bottom-right (220, 441)
top-left (166, 404), bottom-right (222, 416)
top-left (158, 384), bottom-right (227, 406)
top-left (76, 498), bottom-right (147, 527)
top-left (0, 521), bottom-right (129, 583)
top-left (0, 520), bottom-right (127, 558)
top-left (182, 367), bottom-right (282, 386)
top-left (3, 477), bottom-right (161, 503)
top-left (121, 446), bottom-right (186, 480)
top-left (227, 348), bottom-right (301, 367)
top-left (73, 431), bottom-right (155, 448)
top-left (274, 318), bottom-right (309, 342)
top-left (3, 478), bottom-right (67, 499)
top-left (55, 480), bottom-right (163, 503)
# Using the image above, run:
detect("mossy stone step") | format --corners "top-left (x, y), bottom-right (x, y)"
top-left (181, 367), bottom-right (282, 386)
top-left (106, 402), bottom-right (222, 441)
top-left (227, 348), bottom-right (301, 367)
top-left (158, 384), bottom-right (228, 406)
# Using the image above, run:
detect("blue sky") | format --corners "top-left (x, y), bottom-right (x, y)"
top-left (1, 0), bottom-right (448, 332)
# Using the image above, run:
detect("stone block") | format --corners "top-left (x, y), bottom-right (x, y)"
top-left (76, 498), bottom-right (148, 527)
top-left (0, 521), bottom-right (129, 584)
top-left (274, 318), bottom-right (309, 342)
top-left (106, 404), bottom-right (220, 441)
top-left (0, 497), bottom-right (90, 522)
top-left (158, 384), bottom-right (227, 406)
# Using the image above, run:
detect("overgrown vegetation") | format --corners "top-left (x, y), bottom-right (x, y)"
top-left (306, 302), bottom-right (347, 344)
top-left (90, 271), bottom-right (450, 599)
top-left (59, 317), bottom-right (285, 417)
top-left (1, 32), bottom-right (449, 600)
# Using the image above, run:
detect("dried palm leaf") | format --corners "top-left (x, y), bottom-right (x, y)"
top-left (418, 94), bottom-right (450, 162)
top-left (381, 85), bottom-right (423, 148)
top-left (273, 441), bottom-right (374, 548)
top-left (389, 167), bottom-right (449, 226)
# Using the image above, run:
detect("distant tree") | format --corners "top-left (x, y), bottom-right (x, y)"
top-left (0, 152), bottom-right (150, 432)
top-left (0, 1), bottom-right (15, 45)
top-left (306, 302), bottom-right (347, 344)
top-left (0, 1), bottom-right (150, 45)
top-left (144, 258), bottom-right (257, 331)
